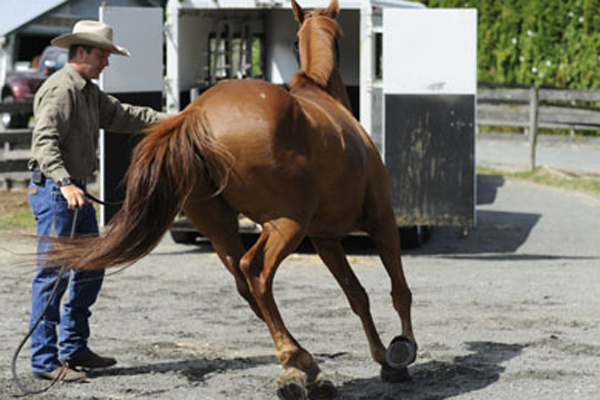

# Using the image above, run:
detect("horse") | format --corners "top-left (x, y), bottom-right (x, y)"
top-left (50, 0), bottom-right (417, 398)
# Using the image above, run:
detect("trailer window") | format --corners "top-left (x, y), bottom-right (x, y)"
top-left (206, 24), bottom-right (265, 84)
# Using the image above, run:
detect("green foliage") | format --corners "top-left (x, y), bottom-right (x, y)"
top-left (422, 0), bottom-right (600, 89)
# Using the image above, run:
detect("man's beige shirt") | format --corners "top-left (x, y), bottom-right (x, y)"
top-left (29, 63), bottom-right (166, 182)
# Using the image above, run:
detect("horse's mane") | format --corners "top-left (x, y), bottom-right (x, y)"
top-left (292, 16), bottom-right (341, 88)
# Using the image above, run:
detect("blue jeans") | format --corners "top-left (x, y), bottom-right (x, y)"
top-left (28, 176), bottom-right (104, 373)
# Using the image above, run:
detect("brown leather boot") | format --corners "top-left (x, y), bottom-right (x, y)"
top-left (34, 366), bottom-right (87, 382)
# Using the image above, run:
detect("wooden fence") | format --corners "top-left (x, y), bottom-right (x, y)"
top-left (477, 83), bottom-right (600, 171)
top-left (0, 103), bottom-right (32, 189)
top-left (0, 128), bottom-right (31, 189)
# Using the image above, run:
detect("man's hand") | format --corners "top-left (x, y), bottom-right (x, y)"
top-left (60, 184), bottom-right (89, 209)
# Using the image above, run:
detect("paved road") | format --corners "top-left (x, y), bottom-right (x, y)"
top-left (477, 133), bottom-right (600, 174)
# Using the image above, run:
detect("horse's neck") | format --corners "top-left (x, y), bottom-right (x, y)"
top-left (290, 72), bottom-right (352, 114)
top-left (294, 19), bottom-right (352, 112)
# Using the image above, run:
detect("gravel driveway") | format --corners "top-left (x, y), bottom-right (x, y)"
top-left (1, 174), bottom-right (599, 399)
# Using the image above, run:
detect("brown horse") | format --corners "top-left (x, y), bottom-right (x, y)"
top-left (52, 0), bottom-right (416, 398)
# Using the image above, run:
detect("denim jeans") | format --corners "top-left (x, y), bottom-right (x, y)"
top-left (28, 176), bottom-right (104, 373)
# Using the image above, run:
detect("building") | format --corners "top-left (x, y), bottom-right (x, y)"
top-left (0, 0), bottom-right (164, 90)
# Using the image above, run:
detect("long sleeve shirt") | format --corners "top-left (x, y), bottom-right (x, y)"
top-left (29, 63), bottom-right (167, 182)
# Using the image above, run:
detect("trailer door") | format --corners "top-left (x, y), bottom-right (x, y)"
top-left (383, 9), bottom-right (477, 227)
top-left (99, 6), bottom-right (163, 225)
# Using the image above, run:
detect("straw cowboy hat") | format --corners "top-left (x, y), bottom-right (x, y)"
top-left (51, 20), bottom-right (130, 56)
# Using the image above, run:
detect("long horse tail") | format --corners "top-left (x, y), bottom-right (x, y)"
top-left (53, 104), bottom-right (233, 270)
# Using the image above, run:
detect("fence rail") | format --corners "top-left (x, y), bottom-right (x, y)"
top-left (0, 101), bottom-right (33, 188)
top-left (477, 84), bottom-right (600, 171)
top-left (0, 127), bottom-right (32, 189)
top-left (0, 102), bottom-right (33, 114)
top-left (478, 85), bottom-right (600, 132)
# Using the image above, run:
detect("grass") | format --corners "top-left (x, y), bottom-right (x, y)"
top-left (477, 165), bottom-right (600, 196)
top-left (0, 210), bottom-right (36, 231)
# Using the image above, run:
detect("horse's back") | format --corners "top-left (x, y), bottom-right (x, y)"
top-left (193, 79), bottom-right (318, 223)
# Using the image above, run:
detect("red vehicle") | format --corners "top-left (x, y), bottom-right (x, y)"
top-left (1, 46), bottom-right (68, 129)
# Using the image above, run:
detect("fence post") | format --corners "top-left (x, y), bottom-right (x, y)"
top-left (528, 84), bottom-right (540, 172)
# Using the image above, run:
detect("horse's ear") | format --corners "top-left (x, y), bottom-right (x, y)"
top-left (292, 0), bottom-right (305, 24)
top-left (326, 0), bottom-right (340, 19)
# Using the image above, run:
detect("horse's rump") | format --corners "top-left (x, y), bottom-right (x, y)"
top-left (194, 78), bottom-right (375, 234)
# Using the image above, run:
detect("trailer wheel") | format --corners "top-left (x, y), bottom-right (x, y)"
top-left (399, 226), bottom-right (430, 249)
top-left (170, 230), bottom-right (200, 244)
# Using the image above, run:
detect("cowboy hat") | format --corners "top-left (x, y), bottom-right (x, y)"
top-left (51, 20), bottom-right (130, 56)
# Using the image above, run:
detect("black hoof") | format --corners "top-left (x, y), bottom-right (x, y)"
top-left (277, 380), bottom-right (308, 400)
top-left (380, 362), bottom-right (413, 383)
top-left (385, 335), bottom-right (417, 369)
top-left (307, 378), bottom-right (337, 399)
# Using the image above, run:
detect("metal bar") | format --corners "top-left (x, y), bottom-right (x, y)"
top-left (0, 102), bottom-right (33, 113)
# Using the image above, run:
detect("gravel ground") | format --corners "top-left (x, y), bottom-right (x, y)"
top-left (1, 175), bottom-right (599, 399)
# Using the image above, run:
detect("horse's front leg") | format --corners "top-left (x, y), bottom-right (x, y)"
top-left (240, 218), bottom-right (332, 400)
top-left (311, 237), bottom-right (388, 362)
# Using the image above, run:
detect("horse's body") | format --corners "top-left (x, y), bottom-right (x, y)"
top-left (192, 78), bottom-right (374, 237)
top-left (51, 1), bottom-right (417, 397)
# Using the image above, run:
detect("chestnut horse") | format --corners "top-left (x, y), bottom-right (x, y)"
top-left (52, 0), bottom-right (416, 398)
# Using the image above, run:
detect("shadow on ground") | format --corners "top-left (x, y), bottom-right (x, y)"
top-left (337, 341), bottom-right (525, 399)
top-left (80, 341), bottom-right (524, 400)
top-left (89, 354), bottom-right (275, 382)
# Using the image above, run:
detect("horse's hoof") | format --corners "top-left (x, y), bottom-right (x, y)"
top-left (380, 362), bottom-right (413, 383)
top-left (277, 381), bottom-right (308, 400)
top-left (277, 371), bottom-right (308, 400)
top-left (307, 374), bottom-right (337, 399)
top-left (385, 335), bottom-right (417, 369)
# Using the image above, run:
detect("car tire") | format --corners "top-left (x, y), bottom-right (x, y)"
top-left (1, 95), bottom-right (29, 129)
top-left (399, 226), bottom-right (430, 249)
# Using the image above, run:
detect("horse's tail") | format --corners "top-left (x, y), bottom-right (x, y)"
top-left (53, 104), bottom-right (233, 270)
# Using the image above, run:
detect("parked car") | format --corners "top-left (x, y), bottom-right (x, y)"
top-left (1, 46), bottom-right (68, 129)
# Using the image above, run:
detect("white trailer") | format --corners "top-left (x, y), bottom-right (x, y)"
top-left (100, 1), bottom-right (477, 245)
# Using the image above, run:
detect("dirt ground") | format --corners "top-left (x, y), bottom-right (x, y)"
top-left (0, 190), bottom-right (30, 215)
top-left (0, 175), bottom-right (599, 399)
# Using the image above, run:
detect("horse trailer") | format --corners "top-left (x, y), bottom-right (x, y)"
top-left (98, 1), bottom-right (477, 246)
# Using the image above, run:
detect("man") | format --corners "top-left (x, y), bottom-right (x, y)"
top-left (27, 20), bottom-right (168, 382)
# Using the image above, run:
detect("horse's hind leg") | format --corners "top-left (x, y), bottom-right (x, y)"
top-left (183, 193), bottom-right (263, 320)
top-left (363, 181), bottom-right (417, 381)
top-left (240, 218), bottom-right (327, 400)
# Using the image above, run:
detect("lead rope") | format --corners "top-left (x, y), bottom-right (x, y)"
top-left (11, 208), bottom-right (79, 396)
top-left (84, 191), bottom-right (123, 207)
